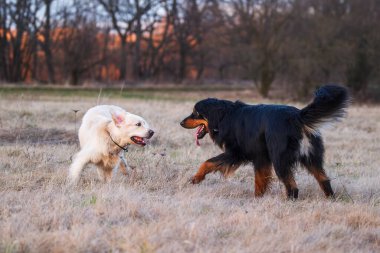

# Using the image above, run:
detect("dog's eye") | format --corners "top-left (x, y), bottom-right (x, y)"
top-left (136, 122), bottom-right (141, 127)
top-left (194, 112), bottom-right (203, 119)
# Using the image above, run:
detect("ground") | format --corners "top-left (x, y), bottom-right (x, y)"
top-left (0, 87), bottom-right (379, 253)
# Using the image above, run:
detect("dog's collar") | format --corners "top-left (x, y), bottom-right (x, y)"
top-left (109, 134), bottom-right (129, 152)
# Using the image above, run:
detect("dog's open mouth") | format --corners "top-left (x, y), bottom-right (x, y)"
top-left (195, 124), bottom-right (207, 146)
top-left (131, 136), bottom-right (146, 146)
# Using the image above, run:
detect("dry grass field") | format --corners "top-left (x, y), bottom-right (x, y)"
top-left (0, 88), bottom-right (379, 253)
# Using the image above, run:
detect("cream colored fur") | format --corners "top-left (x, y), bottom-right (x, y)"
top-left (68, 105), bottom-right (152, 185)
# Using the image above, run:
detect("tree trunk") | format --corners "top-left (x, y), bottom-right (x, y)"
top-left (43, 0), bottom-right (56, 83)
top-left (119, 38), bottom-right (127, 81)
top-left (196, 53), bottom-right (205, 80)
top-left (70, 69), bottom-right (80, 85)
top-left (31, 39), bottom-right (38, 81)
top-left (0, 0), bottom-right (8, 80)
top-left (259, 59), bottom-right (275, 97)
top-left (11, 23), bottom-right (24, 82)
top-left (346, 38), bottom-right (372, 95)
top-left (133, 9), bottom-right (142, 80)
top-left (179, 42), bottom-right (187, 81)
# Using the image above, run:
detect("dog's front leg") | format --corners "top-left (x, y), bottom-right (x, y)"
top-left (191, 160), bottom-right (217, 184)
top-left (192, 153), bottom-right (236, 184)
top-left (118, 152), bottom-right (131, 175)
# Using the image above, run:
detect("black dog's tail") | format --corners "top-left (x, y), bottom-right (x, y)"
top-left (300, 85), bottom-right (350, 134)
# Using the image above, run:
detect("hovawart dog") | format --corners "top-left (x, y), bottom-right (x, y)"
top-left (180, 85), bottom-right (349, 199)
top-left (68, 105), bottom-right (154, 185)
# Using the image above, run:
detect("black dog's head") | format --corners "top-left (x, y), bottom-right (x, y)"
top-left (180, 98), bottom-right (233, 143)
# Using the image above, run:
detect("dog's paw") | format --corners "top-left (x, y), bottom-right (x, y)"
top-left (190, 175), bottom-right (204, 184)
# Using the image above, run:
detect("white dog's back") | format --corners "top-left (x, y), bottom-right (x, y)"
top-left (79, 105), bottom-right (125, 148)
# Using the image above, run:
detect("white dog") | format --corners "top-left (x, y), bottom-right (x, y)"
top-left (68, 105), bottom-right (154, 184)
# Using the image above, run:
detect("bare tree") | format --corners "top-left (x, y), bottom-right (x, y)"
top-left (171, 0), bottom-right (212, 81)
top-left (225, 0), bottom-right (292, 97)
top-left (140, 0), bottom-right (174, 79)
top-left (40, 0), bottom-right (56, 83)
top-left (98, 0), bottom-right (153, 81)
top-left (344, 0), bottom-right (380, 95)
top-left (1, 0), bottom-right (37, 82)
top-left (58, 2), bottom-right (104, 85)
top-left (0, 0), bottom-right (10, 81)
top-left (0, 0), bottom-right (379, 99)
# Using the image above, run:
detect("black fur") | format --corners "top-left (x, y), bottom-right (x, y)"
top-left (182, 84), bottom-right (350, 198)
top-left (301, 84), bottom-right (350, 132)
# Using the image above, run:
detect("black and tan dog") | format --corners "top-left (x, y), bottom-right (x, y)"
top-left (180, 85), bottom-right (349, 199)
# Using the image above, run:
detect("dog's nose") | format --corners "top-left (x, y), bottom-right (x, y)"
top-left (180, 120), bottom-right (185, 127)
top-left (148, 130), bottom-right (155, 138)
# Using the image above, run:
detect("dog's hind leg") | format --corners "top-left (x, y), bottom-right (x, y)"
top-left (302, 157), bottom-right (334, 198)
top-left (104, 168), bottom-right (113, 183)
top-left (272, 154), bottom-right (299, 199)
top-left (68, 149), bottom-right (91, 185)
top-left (97, 168), bottom-right (107, 182)
top-left (267, 134), bottom-right (299, 199)
top-left (300, 135), bottom-right (334, 198)
top-left (307, 166), bottom-right (334, 198)
top-left (97, 167), bottom-right (113, 183)
top-left (281, 174), bottom-right (299, 200)
top-left (191, 153), bottom-right (240, 184)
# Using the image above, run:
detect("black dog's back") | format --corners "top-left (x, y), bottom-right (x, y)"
top-left (219, 103), bottom-right (301, 163)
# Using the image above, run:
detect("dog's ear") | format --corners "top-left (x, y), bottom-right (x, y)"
top-left (111, 113), bottom-right (124, 127)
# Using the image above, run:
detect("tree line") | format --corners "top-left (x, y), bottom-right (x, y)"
top-left (0, 0), bottom-right (379, 97)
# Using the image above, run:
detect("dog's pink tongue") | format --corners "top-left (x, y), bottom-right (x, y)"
top-left (195, 136), bottom-right (200, 146)
top-left (195, 126), bottom-right (202, 146)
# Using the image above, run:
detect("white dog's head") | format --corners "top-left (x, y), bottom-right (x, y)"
top-left (109, 111), bottom-right (154, 146)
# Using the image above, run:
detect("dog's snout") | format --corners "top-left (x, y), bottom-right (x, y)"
top-left (180, 120), bottom-right (185, 127)
top-left (148, 129), bottom-right (155, 138)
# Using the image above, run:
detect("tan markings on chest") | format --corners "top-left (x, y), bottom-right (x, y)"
top-left (96, 154), bottom-right (119, 170)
